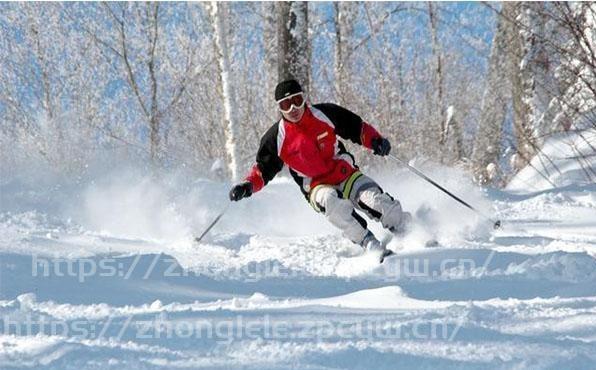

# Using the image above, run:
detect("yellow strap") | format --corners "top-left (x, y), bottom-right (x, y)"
top-left (308, 171), bottom-right (362, 211)
top-left (342, 171), bottom-right (362, 199)
top-left (309, 185), bottom-right (325, 212)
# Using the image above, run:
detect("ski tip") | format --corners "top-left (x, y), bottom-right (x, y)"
top-left (424, 239), bottom-right (439, 248)
top-left (379, 249), bottom-right (395, 264)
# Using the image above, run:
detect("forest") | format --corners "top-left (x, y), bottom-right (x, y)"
top-left (1, 2), bottom-right (595, 186)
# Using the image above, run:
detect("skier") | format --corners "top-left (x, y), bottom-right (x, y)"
top-left (229, 79), bottom-right (411, 260)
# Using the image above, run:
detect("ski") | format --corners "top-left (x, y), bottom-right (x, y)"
top-left (378, 237), bottom-right (439, 263)
top-left (379, 249), bottom-right (395, 263)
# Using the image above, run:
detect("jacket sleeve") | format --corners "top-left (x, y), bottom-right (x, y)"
top-left (314, 103), bottom-right (382, 149)
top-left (244, 123), bottom-right (284, 193)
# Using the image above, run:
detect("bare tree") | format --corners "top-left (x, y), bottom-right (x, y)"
top-left (210, 1), bottom-right (241, 181)
top-left (263, 1), bottom-right (278, 112)
top-left (276, 1), bottom-right (310, 90)
top-left (76, 3), bottom-right (196, 165)
top-left (444, 105), bottom-right (465, 161)
top-left (544, 3), bottom-right (596, 133)
top-left (333, 2), bottom-right (358, 105)
top-left (427, 3), bottom-right (447, 145)
top-left (5, 2), bottom-right (587, 186)
top-left (473, 2), bottom-right (594, 179)
top-left (0, 3), bottom-right (107, 172)
top-left (472, 2), bottom-right (515, 184)
top-left (508, 2), bottom-right (551, 165)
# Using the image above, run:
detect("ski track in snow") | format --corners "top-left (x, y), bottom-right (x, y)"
top-left (1, 132), bottom-right (595, 369)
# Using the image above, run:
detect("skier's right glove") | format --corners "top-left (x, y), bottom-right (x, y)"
top-left (371, 137), bottom-right (391, 156)
top-left (229, 182), bottom-right (253, 201)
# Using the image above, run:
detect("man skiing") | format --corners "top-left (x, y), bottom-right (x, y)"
top-left (229, 79), bottom-right (411, 261)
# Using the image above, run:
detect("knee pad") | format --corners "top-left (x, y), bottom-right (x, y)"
top-left (310, 185), bottom-right (368, 243)
top-left (314, 188), bottom-right (353, 226)
top-left (309, 185), bottom-right (340, 213)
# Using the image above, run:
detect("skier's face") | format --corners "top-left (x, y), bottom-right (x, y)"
top-left (282, 104), bottom-right (305, 123)
top-left (278, 93), bottom-right (306, 123)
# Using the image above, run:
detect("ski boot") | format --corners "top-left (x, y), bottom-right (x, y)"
top-left (361, 231), bottom-right (394, 263)
top-left (393, 211), bottom-right (438, 248)
top-left (390, 212), bottom-right (412, 237)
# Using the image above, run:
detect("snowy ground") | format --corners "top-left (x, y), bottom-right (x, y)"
top-left (1, 129), bottom-right (595, 369)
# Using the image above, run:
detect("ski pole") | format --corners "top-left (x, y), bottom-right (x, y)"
top-left (194, 202), bottom-right (231, 243)
top-left (387, 154), bottom-right (501, 229)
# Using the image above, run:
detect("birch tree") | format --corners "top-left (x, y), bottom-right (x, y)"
top-left (210, 1), bottom-right (240, 181)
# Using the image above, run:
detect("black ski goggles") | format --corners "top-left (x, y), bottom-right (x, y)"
top-left (277, 92), bottom-right (305, 113)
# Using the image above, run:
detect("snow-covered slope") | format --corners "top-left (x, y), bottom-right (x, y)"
top-left (1, 137), bottom-right (595, 369)
top-left (507, 128), bottom-right (596, 192)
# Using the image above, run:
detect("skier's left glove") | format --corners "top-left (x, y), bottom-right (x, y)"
top-left (229, 182), bottom-right (253, 201)
top-left (371, 137), bottom-right (391, 156)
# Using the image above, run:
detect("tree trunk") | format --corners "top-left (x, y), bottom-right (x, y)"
top-left (147, 3), bottom-right (160, 163)
top-left (276, 1), bottom-right (310, 92)
top-left (445, 106), bottom-right (464, 162)
top-left (211, 1), bottom-right (240, 181)
top-left (334, 2), bottom-right (357, 105)
top-left (427, 2), bottom-right (446, 146)
top-left (543, 3), bottom-right (596, 134)
top-left (471, 2), bottom-right (514, 184)
top-left (510, 2), bottom-right (554, 168)
top-left (263, 1), bottom-right (277, 108)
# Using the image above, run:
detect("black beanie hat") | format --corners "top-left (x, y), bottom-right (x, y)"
top-left (275, 79), bottom-right (303, 101)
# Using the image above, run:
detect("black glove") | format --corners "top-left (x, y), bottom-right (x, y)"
top-left (371, 137), bottom-right (391, 156)
top-left (229, 182), bottom-right (253, 201)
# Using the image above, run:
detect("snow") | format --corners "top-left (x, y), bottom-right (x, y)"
top-left (507, 128), bottom-right (596, 192)
top-left (1, 136), bottom-right (595, 369)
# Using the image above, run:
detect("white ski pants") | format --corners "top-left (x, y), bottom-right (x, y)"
top-left (308, 171), bottom-right (408, 245)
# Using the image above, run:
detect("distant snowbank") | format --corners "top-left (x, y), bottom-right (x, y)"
top-left (507, 128), bottom-right (596, 193)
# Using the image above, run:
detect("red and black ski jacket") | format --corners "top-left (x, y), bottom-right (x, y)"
top-left (245, 103), bottom-right (383, 198)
